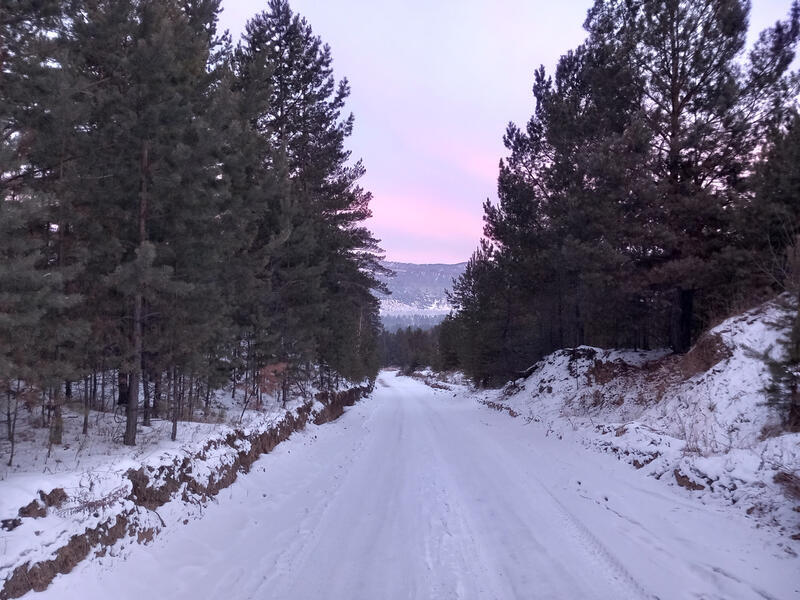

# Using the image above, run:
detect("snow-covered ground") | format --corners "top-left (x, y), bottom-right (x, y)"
top-left (27, 372), bottom-right (799, 600)
top-left (473, 296), bottom-right (800, 544)
top-left (0, 389), bottom-right (316, 598)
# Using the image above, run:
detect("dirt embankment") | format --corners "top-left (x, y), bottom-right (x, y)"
top-left (1, 386), bottom-right (370, 600)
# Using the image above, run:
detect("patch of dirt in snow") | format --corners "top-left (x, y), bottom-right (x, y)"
top-left (476, 295), bottom-right (800, 546)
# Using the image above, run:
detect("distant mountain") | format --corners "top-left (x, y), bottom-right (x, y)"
top-left (377, 261), bottom-right (467, 331)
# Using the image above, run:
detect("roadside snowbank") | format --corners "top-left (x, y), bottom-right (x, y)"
top-left (0, 387), bottom-right (367, 599)
top-left (471, 296), bottom-right (800, 544)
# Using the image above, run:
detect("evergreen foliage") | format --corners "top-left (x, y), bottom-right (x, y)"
top-left (751, 111), bottom-right (800, 430)
top-left (378, 326), bottom-right (440, 374)
top-left (1, 0), bottom-right (385, 449)
top-left (448, 0), bottom-right (800, 387)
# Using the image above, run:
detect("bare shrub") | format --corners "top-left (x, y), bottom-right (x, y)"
top-left (58, 485), bottom-right (128, 517)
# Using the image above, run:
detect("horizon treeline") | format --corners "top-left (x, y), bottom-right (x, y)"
top-left (443, 0), bottom-right (800, 387)
top-left (0, 0), bottom-right (386, 448)
top-left (378, 325), bottom-right (443, 375)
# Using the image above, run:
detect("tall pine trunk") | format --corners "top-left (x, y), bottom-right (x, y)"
top-left (82, 376), bottom-right (89, 435)
top-left (49, 386), bottom-right (63, 446)
top-left (142, 368), bottom-right (151, 426)
top-left (5, 385), bottom-right (11, 441)
top-left (171, 368), bottom-right (179, 441)
top-left (124, 141), bottom-right (150, 446)
top-left (153, 372), bottom-right (161, 418)
top-left (7, 380), bottom-right (20, 467)
top-left (117, 371), bottom-right (128, 405)
top-left (671, 288), bottom-right (694, 354)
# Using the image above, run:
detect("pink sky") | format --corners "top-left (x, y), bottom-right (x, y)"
top-left (219, 0), bottom-right (799, 264)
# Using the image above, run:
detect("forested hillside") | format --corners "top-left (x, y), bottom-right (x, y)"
top-left (377, 261), bottom-right (465, 331)
top-left (0, 0), bottom-right (386, 450)
top-left (441, 0), bottom-right (800, 406)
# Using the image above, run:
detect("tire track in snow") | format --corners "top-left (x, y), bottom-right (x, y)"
top-left (33, 373), bottom-right (796, 600)
top-left (247, 398), bottom-right (387, 599)
top-left (421, 393), bottom-right (654, 600)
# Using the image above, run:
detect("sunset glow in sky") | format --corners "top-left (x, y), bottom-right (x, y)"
top-left (219, 1), bottom-right (798, 264)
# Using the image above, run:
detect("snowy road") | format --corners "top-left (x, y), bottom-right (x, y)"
top-left (38, 372), bottom-right (798, 600)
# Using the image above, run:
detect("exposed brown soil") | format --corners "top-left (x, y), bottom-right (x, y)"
top-left (1, 519), bottom-right (22, 532)
top-left (674, 469), bottom-right (706, 491)
top-left (632, 455), bottom-right (658, 469)
top-left (676, 332), bottom-right (733, 380)
top-left (774, 470), bottom-right (800, 501)
top-left (17, 488), bottom-right (83, 519)
top-left (17, 500), bottom-right (46, 520)
top-left (2, 513), bottom-right (129, 599)
top-left (2, 386), bottom-right (369, 600)
top-left (39, 488), bottom-right (68, 508)
top-left (313, 387), bottom-right (364, 425)
top-left (481, 400), bottom-right (519, 418)
top-left (587, 359), bottom-right (637, 386)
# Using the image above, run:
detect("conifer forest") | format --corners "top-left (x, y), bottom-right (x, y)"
top-left (441, 0), bottom-right (800, 396)
top-left (2, 0), bottom-right (387, 449)
top-left (2, 2), bottom-right (800, 599)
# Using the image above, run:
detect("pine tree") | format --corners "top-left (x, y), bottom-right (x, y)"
top-left (451, 0), bottom-right (800, 385)
top-left (585, 0), bottom-right (800, 351)
top-left (64, 0), bottom-right (233, 445)
top-left (236, 0), bottom-right (385, 389)
top-left (2, 0), bottom-right (90, 445)
top-left (751, 110), bottom-right (800, 430)
top-left (748, 109), bottom-right (800, 285)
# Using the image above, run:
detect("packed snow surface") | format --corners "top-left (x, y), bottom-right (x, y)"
top-left (31, 372), bottom-right (798, 600)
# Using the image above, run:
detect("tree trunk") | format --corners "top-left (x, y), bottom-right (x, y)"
top-left (117, 371), bottom-right (128, 406)
top-left (671, 288), bottom-right (694, 354)
top-left (187, 375), bottom-right (195, 422)
top-left (91, 371), bottom-right (97, 410)
top-left (124, 294), bottom-right (143, 446)
top-left (5, 385), bottom-right (11, 441)
top-left (153, 372), bottom-right (161, 418)
top-left (171, 369), bottom-right (179, 441)
top-left (124, 141), bottom-right (150, 446)
top-left (82, 377), bottom-right (89, 435)
top-left (7, 380), bottom-right (20, 467)
top-left (100, 366), bottom-right (106, 412)
top-left (124, 368), bottom-right (139, 446)
top-left (49, 386), bottom-right (63, 446)
top-left (142, 369), bottom-right (151, 426)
